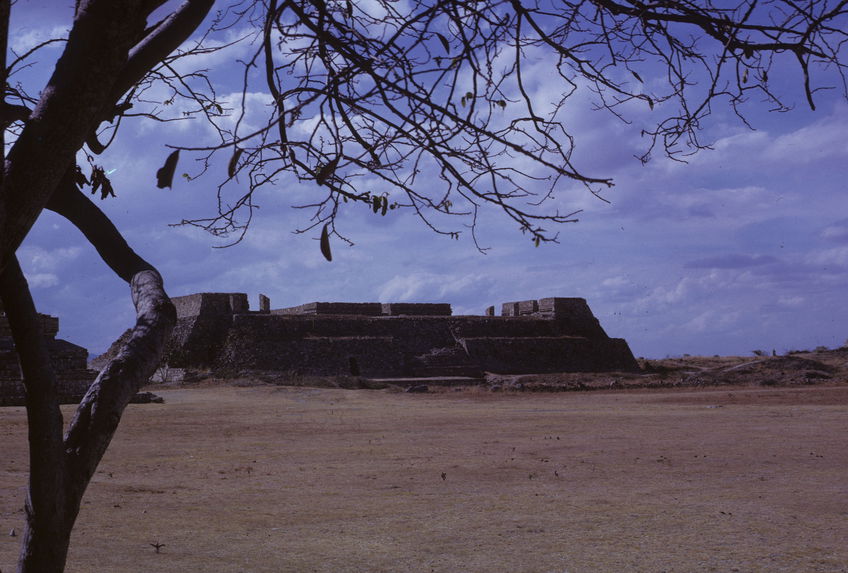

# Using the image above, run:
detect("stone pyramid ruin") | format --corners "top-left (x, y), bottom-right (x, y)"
top-left (162, 293), bottom-right (638, 380)
top-left (0, 306), bottom-right (97, 406)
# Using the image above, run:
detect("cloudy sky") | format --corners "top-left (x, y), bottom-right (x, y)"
top-left (8, 2), bottom-right (848, 359)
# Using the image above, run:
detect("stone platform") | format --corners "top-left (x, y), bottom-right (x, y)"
top-left (162, 293), bottom-right (639, 379)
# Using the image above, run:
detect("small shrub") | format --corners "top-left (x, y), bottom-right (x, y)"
top-left (751, 349), bottom-right (767, 357)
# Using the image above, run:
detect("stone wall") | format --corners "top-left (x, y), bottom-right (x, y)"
top-left (214, 314), bottom-right (459, 376)
top-left (273, 301), bottom-right (453, 317)
top-left (166, 312), bottom-right (234, 368)
top-left (460, 336), bottom-right (637, 373)
top-left (0, 313), bottom-right (58, 338)
top-left (274, 302), bottom-right (385, 316)
top-left (537, 297), bottom-right (608, 337)
top-left (0, 292), bottom-right (639, 401)
top-left (165, 293), bottom-right (639, 378)
top-left (381, 303), bottom-right (452, 316)
top-left (0, 314), bottom-right (97, 406)
top-left (172, 292), bottom-right (249, 319)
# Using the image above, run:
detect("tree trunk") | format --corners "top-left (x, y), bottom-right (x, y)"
top-left (2, 165), bottom-right (177, 573)
top-left (1, 266), bottom-right (176, 573)
top-left (0, 259), bottom-right (71, 572)
top-left (63, 269), bottom-right (176, 520)
top-left (10, 178), bottom-right (177, 571)
top-left (0, 1), bottom-right (211, 569)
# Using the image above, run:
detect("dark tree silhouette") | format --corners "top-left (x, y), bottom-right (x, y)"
top-left (1, 2), bottom-right (212, 570)
top-left (1, 0), bottom-right (846, 570)
top-left (174, 0), bottom-right (848, 248)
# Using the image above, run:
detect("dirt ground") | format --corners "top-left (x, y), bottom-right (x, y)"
top-left (479, 348), bottom-right (848, 392)
top-left (2, 375), bottom-right (848, 572)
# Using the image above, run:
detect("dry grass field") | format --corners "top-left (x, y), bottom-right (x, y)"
top-left (2, 382), bottom-right (848, 572)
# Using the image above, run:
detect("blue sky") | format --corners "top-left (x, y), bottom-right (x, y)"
top-left (8, 2), bottom-right (848, 359)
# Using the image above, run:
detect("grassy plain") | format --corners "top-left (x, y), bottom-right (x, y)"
top-left (2, 383), bottom-right (847, 572)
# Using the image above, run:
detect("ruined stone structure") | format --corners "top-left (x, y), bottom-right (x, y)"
top-left (0, 309), bottom-right (97, 406)
top-left (164, 293), bottom-right (638, 380)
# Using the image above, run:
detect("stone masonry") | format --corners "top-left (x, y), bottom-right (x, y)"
top-left (0, 309), bottom-right (97, 406)
top-left (163, 293), bottom-right (639, 379)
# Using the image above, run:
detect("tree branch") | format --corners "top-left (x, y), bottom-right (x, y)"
top-left (46, 174), bottom-right (155, 282)
top-left (111, 0), bottom-right (215, 104)
top-left (81, 0), bottom-right (215, 155)
top-left (63, 269), bottom-right (176, 515)
top-left (0, 0), bottom-right (150, 273)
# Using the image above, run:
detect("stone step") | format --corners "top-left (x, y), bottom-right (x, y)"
top-left (412, 364), bottom-right (484, 378)
top-left (366, 376), bottom-right (484, 387)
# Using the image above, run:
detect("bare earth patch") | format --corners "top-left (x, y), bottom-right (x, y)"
top-left (2, 380), bottom-right (848, 572)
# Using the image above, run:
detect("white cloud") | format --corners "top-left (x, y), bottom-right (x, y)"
top-left (809, 246), bottom-right (848, 268)
top-left (776, 295), bottom-right (805, 308)
top-left (683, 310), bottom-right (742, 334)
top-left (601, 276), bottom-right (630, 288)
top-left (170, 26), bottom-right (260, 78)
top-left (18, 246), bottom-right (83, 273)
top-left (821, 220), bottom-right (848, 243)
top-left (10, 25), bottom-right (68, 56)
top-left (763, 114), bottom-right (848, 164)
top-left (24, 273), bottom-right (60, 289)
top-left (378, 272), bottom-right (484, 302)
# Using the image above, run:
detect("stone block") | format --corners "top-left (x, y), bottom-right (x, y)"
top-left (229, 293), bottom-right (249, 314)
top-left (171, 293), bottom-right (205, 318)
top-left (537, 297), bottom-right (607, 337)
top-left (172, 293), bottom-right (249, 318)
top-left (538, 297), bottom-right (590, 317)
top-left (259, 294), bottom-right (271, 313)
top-left (501, 302), bottom-right (520, 316)
top-left (518, 300), bottom-right (539, 315)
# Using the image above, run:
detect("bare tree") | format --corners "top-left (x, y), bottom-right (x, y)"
top-left (174, 0), bottom-right (848, 250)
top-left (1, 2), bottom-right (213, 570)
top-left (1, 0), bottom-right (846, 571)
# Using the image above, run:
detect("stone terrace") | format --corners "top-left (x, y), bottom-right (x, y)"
top-left (165, 293), bottom-right (639, 381)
